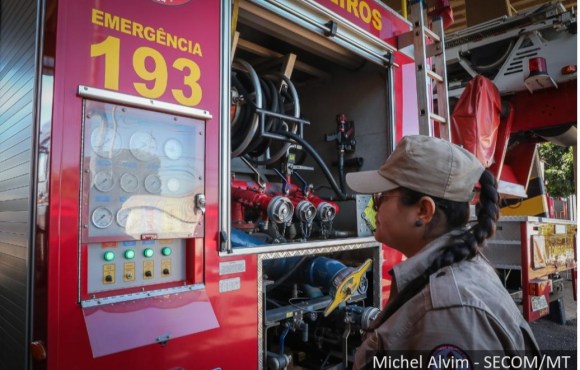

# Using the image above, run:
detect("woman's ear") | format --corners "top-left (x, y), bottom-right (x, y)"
top-left (417, 196), bottom-right (436, 224)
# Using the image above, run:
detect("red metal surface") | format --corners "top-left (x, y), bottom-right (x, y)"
top-left (314, 0), bottom-right (411, 46)
top-left (428, 0), bottom-right (454, 29)
top-left (527, 279), bottom-right (551, 321)
top-left (508, 81), bottom-right (577, 133)
top-left (573, 267), bottom-right (577, 301)
top-left (380, 246), bottom-right (405, 305)
top-left (45, 0), bottom-right (259, 369)
top-left (501, 141), bottom-right (536, 189)
top-left (521, 222), bottom-right (532, 322)
top-left (43, 0), bottom-right (413, 368)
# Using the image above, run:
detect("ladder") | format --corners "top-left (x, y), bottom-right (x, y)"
top-left (409, 0), bottom-right (451, 140)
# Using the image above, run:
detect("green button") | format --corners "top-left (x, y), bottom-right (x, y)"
top-left (104, 251), bottom-right (115, 261)
top-left (124, 249), bottom-right (135, 259)
top-left (161, 247), bottom-right (172, 256)
top-left (143, 248), bottom-right (154, 258)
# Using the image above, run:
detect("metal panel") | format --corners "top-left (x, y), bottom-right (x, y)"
top-left (0, 0), bottom-right (40, 369)
top-left (445, 0), bottom-right (578, 34)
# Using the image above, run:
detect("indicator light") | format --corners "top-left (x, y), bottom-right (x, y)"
top-left (161, 247), bottom-right (172, 256)
top-left (104, 251), bottom-right (115, 261)
top-left (143, 248), bottom-right (154, 258)
top-left (561, 65), bottom-right (577, 75)
top-left (124, 249), bottom-right (135, 259)
top-left (525, 56), bottom-right (557, 93)
top-left (528, 57), bottom-right (548, 76)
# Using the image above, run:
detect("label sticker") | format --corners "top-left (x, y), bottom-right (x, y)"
top-left (219, 277), bottom-right (241, 293)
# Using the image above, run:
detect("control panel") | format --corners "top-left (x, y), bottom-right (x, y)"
top-left (81, 99), bottom-right (206, 242)
top-left (87, 239), bottom-right (185, 293)
top-left (79, 94), bottom-right (207, 299)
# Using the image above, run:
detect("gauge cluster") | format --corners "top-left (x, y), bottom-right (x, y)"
top-left (81, 100), bottom-right (206, 241)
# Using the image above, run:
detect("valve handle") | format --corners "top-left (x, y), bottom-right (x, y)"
top-left (324, 258), bottom-right (372, 317)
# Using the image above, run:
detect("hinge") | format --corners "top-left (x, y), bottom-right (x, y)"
top-left (220, 230), bottom-right (230, 253)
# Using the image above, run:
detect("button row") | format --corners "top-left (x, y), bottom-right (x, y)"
top-left (103, 247), bottom-right (172, 261)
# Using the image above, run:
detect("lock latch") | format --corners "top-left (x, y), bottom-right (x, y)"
top-left (195, 193), bottom-right (206, 215)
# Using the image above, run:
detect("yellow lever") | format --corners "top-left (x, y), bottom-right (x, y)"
top-left (324, 258), bottom-right (373, 317)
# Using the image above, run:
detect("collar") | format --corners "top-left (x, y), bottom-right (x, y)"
top-left (391, 229), bottom-right (466, 294)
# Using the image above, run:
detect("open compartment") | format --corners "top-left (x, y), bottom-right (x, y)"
top-left (260, 246), bottom-right (380, 369)
top-left (227, 1), bottom-right (399, 250)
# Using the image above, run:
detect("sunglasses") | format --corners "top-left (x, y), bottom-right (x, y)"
top-left (372, 192), bottom-right (400, 212)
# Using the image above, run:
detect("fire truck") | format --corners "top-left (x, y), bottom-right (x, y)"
top-left (0, 0), bottom-right (575, 369)
top-left (1, 0), bottom-right (445, 369)
top-left (445, 2), bottom-right (577, 324)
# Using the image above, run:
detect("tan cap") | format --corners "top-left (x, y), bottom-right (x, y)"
top-left (346, 135), bottom-right (484, 202)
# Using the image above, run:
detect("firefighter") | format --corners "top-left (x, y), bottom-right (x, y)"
top-left (346, 135), bottom-right (540, 369)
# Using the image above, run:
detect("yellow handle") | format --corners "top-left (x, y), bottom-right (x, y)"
top-left (324, 259), bottom-right (373, 317)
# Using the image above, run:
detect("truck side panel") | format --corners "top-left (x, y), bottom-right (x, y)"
top-left (0, 0), bottom-right (40, 369)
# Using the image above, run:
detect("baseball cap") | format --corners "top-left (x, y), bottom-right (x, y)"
top-left (346, 135), bottom-right (484, 202)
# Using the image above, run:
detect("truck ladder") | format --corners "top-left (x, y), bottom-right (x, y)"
top-left (410, 0), bottom-right (451, 140)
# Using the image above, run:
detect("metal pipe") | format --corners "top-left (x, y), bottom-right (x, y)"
top-left (220, 0), bottom-right (233, 252)
top-left (266, 351), bottom-right (291, 370)
top-left (386, 54), bottom-right (397, 156)
top-left (275, 130), bottom-right (352, 200)
top-left (279, 322), bottom-right (291, 354)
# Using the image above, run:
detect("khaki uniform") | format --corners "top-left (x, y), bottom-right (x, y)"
top-left (353, 231), bottom-right (539, 369)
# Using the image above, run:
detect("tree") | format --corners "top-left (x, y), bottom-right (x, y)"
top-left (538, 143), bottom-right (575, 197)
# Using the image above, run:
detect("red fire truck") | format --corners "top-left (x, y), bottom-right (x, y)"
top-left (1, 0), bottom-right (433, 369)
top-left (1, 0), bottom-right (575, 369)
top-left (445, 2), bottom-right (577, 324)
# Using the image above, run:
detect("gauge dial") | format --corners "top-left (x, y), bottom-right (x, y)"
top-left (167, 178), bottom-right (181, 193)
top-left (93, 171), bottom-right (115, 192)
top-left (164, 139), bottom-right (183, 160)
top-left (144, 174), bottom-right (162, 194)
top-left (120, 173), bottom-right (139, 193)
top-left (90, 126), bottom-right (122, 158)
top-left (129, 131), bottom-right (158, 161)
top-left (116, 208), bottom-right (130, 228)
top-left (91, 207), bottom-right (113, 229)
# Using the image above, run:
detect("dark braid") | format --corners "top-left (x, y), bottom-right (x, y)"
top-left (398, 169), bottom-right (499, 272)
top-left (430, 169), bottom-right (499, 272)
top-left (471, 170), bottom-right (501, 246)
top-left (370, 170), bottom-right (499, 329)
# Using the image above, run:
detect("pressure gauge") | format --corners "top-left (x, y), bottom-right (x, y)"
top-left (120, 173), bottom-right (139, 193)
top-left (167, 178), bottom-right (181, 193)
top-left (129, 131), bottom-right (158, 161)
top-left (91, 207), bottom-right (114, 229)
top-left (90, 126), bottom-right (122, 158)
top-left (164, 139), bottom-right (183, 160)
top-left (93, 171), bottom-right (115, 192)
top-left (144, 174), bottom-right (162, 194)
top-left (116, 208), bottom-right (130, 228)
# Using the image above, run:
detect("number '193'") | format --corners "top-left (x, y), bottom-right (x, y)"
top-left (90, 36), bottom-right (202, 107)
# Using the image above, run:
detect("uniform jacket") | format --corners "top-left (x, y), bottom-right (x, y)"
top-left (353, 230), bottom-right (540, 369)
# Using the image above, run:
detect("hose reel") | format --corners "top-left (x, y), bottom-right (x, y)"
top-left (231, 59), bottom-right (301, 164)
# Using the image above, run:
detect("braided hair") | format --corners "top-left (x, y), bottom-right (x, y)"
top-left (400, 169), bottom-right (500, 271)
top-left (370, 169), bottom-right (500, 329)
